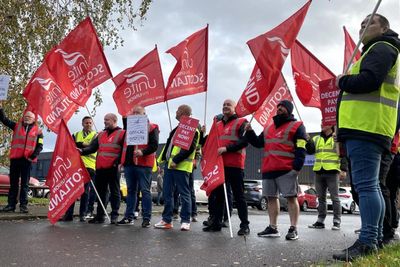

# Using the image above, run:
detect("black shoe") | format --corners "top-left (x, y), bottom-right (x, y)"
top-left (285, 226), bottom-right (298, 240)
top-left (19, 206), bottom-right (29, 213)
top-left (117, 218), bottom-right (134, 226)
top-left (203, 220), bottom-right (210, 226)
top-left (203, 225), bottom-right (222, 232)
top-left (257, 226), bottom-right (281, 237)
top-left (2, 206), bottom-right (15, 212)
top-left (88, 216), bottom-right (105, 224)
top-left (308, 221), bottom-right (325, 229)
top-left (142, 219), bottom-right (151, 228)
top-left (238, 226), bottom-right (250, 236)
top-left (333, 240), bottom-right (377, 261)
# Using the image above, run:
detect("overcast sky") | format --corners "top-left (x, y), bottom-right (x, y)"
top-left (42, 0), bottom-right (399, 151)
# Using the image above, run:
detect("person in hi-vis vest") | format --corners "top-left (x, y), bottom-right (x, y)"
top-left (62, 116), bottom-right (97, 222)
top-left (334, 14), bottom-right (400, 261)
top-left (0, 104), bottom-right (43, 213)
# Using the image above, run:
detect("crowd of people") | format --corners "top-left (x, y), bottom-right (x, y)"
top-left (0, 13), bottom-right (399, 262)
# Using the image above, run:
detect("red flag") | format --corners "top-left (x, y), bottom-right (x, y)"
top-left (23, 64), bottom-right (79, 133)
top-left (291, 40), bottom-right (335, 108)
top-left (245, 1), bottom-right (311, 112)
top-left (165, 25), bottom-right (208, 101)
top-left (254, 73), bottom-right (293, 128)
top-left (200, 120), bottom-right (225, 196)
top-left (112, 47), bottom-right (165, 116)
top-left (45, 17), bottom-right (112, 107)
top-left (46, 120), bottom-right (90, 224)
top-left (343, 26), bottom-right (361, 73)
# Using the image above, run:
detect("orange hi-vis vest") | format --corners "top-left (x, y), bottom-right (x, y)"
top-left (262, 121), bottom-right (302, 173)
top-left (121, 123), bottom-right (158, 168)
top-left (10, 122), bottom-right (41, 162)
top-left (96, 128), bottom-right (125, 169)
top-left (217, 117), bottom-right (247, 169)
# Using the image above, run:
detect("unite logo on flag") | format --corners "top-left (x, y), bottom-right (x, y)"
top-left (266, 36), bottom-right (290, 61)
top-left (123, 71), bottom-right (157, 104)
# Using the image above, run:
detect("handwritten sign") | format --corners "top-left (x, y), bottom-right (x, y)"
top-left (319, 78), bottom-right (339, 126)
top-left (126, 115), bottom-right (148, 145)
top-left (172, 116), bottom-right (199, 150)
top-left (0, 75), bottom-right (11, 100)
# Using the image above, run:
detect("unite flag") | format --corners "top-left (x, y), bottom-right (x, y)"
top-left (241, 1), bottom-right (311, 115)
top-left (165, 25), bottom-right (208, 101)
top-left (112, 47), bottom-right (165, 116)
top-left (46, 120), bottom-right (90, 224)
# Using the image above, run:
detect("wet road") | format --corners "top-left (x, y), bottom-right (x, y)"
top-left (0, 211), bottom-right (360, 266)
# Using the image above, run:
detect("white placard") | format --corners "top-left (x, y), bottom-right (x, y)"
top-left (126, 115), bottom-right (148, 145)
top-left (0, 75), bottom-right (11, 100)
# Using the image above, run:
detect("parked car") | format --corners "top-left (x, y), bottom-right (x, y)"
top-left (327, 187), bottom-right (358, 214)
top-left (297, 185), bottom-right (319, 211)
top-left (0, 166), bottom-right (42, 198)
top-left (243, 180), bottom-right (267, 210)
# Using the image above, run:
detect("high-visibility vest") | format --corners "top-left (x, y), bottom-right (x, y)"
top-left (157, 128), bottom-right (200, 173)
top-left (262, 121), bottom-right (302, 173)
top-left (10, 122), bottom-right (42, 162)
top-left (312, 135), bottom-right (340, 171)
top-left (96, 129), bottom-right (125, 169)
top-left (121, 123), bottom-right (158, 168)
top-left (339, 41), bottom-right (400, 138)
top-left (217, 118), bottom-right (247, 169)
top-left (74, 130), bottom-right (97, 170)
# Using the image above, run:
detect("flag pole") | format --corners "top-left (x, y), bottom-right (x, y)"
top-left (281, 73), bottom-right (303, 122)
top-left (343, 0), bottom-right (382, 74)
top-left (204, 91), bottom-right (208, 126)
top-left (165, 101), bottom-right (173, 131)
top-left (223, 183), bottom-right (233, 238)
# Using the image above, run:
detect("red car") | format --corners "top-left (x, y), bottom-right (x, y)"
top-left (297, 185), bottom-right (319, 211)
top-left (0, 166), bottom-right (41, 198)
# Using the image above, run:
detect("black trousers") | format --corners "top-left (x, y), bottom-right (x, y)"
top-left (213, 167), bottom-right (249, 228)
top-left (383, 153), bottom-right (400, 238)
top-left (8, 158), bottom-right (32, 207)
top-left (95, 167), bottom-right (120, 219)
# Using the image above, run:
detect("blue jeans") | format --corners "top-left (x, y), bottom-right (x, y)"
top-left (346, 139), bottom-right (385, 246)
top-left (124, 165), bottom-right (152, 220)
top-left (162, 167), bottom-right (191, 224)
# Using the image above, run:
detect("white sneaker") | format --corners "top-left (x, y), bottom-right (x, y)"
top-left (181, 222), bottom-right (190, 231)
top-left (154, 220), bottom-right (173, 229)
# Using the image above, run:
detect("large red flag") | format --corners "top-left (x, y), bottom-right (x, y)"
top-left (165, 25), bottom-right (208, 101)
top-left (200, 120), bottom-right (225, 196)
top-left (343, 26), bottom-right (361, 73)
top-left (46, 120), bottom-right (90, 224)
top-left (254, 73), bottom-right (293, 128)
top-left (291, 40), bottom-right (335, 108)
top-left (23, 64), bottom-right (79, 133)
top-left (244, 1), bottom-right (311, 113)
top-left (112, 47), bottom-right (165, 116)
top-left (45, 17), bottom-right (112, 107)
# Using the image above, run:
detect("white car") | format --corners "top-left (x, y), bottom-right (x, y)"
top-left (327, 187), bottom-right (358, 214)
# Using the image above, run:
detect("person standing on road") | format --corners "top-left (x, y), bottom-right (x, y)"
top-left (306, 125), bottom-right (347, 231)
top-left (81, 113), bottom-right (125, 224)
top-left (333, 14), bottom-right (400, 261)
top-left (62, 116), bottom-right (97, 222)
top-left (118, 106), bottom-right (159, 228)
top-left (245, 100), bottom-right (307, 241)
top-left (155, 104), bottom-right (200, 231)
top-left (0, 104), bottom-right (43, 213)
top-left (202, 99), bottom-right (250, 236)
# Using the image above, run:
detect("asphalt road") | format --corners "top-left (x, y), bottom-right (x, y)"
top-left (0, 210), bottom-right (360, 267)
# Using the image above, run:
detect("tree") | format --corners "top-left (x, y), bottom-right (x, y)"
top-left (0, 0), bottom-right (152, 165)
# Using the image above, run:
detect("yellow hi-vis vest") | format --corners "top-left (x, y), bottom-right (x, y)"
top-left (339, 41), bottom-right (400, 138)
top-left (312, 135), bottom-right (340, 172)
top-left (157, 129), bottom-right (200, 173)
top-left (74, 130), bottom-right (97, 170)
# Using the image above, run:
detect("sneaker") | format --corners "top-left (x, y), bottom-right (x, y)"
top-left (203, 225), bottom-right (222, 232)
top-left (181, 222), bottom-right (190, 231)
top-left (308, 221), bottom-right (325, 229)
top-left (238, 226), bottom-right (250, 236)
top-left (332, 222), bottom-right (341, 231)
top-left (85, 212), bottom-right (94, 219)
top-left (19, 206), bottom-right (29, 213)
top-left (142, 219), bottom-right (151, 228)
top-left (154, 220), bottom-right (173, 229)
top-left (1, 205), bottom-right (15, 212)
top-left (285, 226), bottom-right (298, 240)
top-left (333, 239), bottom-right (377, 261)
top-left (117, 218), bottom-right (134, 226)
top-left (191, 216), bottom-right (198, 222)
top-left (257, 226), bottom-right (281, 237)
